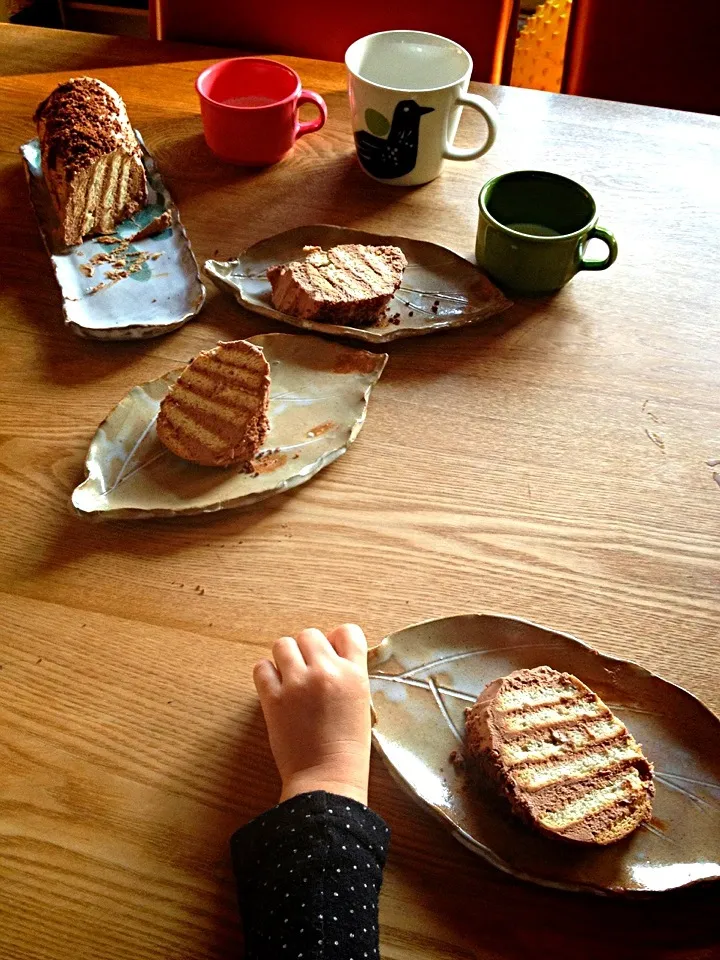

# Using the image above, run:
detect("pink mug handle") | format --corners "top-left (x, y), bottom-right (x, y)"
top-left (296, 89), bottom-right (327, 138)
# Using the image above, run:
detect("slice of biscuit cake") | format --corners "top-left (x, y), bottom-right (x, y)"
top-left (157, 340), bottom-right (270, 467)
top-left (465, 666), bottom-right (654, 844)
top-left (267, 243), bottom-right (407, 325)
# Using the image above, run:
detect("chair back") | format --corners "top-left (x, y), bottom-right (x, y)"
top-left (563, 0), bottom-right (720, 115)
top-left (152, 0), bottom-right (520, 84)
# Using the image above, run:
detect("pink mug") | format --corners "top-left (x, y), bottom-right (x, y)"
top-left (196, 57), bottom-right (327, 166)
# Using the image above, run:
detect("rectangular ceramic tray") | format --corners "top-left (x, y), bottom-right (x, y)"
top-left (21, 133), bottom-right (205, 339)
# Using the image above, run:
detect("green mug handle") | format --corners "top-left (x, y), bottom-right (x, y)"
top-left (578, 226), bottom-right (618, 271)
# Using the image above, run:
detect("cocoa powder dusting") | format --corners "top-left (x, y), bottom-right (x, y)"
top-left (249, 451), bottom-right (288, 474)
top-left (306, 420), bottom-right (336, 438)
top-left (35, 78), bottom-right (132, 176)
top-left (332, 352), bottom-right (380, 375)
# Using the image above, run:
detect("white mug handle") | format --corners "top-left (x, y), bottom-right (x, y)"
top-left (443, 92), bottom-right (498, 161)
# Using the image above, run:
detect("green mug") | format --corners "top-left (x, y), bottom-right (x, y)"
top-left (476, 170), bottom-right (618, 294)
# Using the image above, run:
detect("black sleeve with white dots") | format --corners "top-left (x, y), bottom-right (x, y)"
top-left (231, 791), bottom-right (390, 960)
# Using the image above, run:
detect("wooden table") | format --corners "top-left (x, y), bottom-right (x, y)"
top-left (1, 23), bottom-right (718, 960)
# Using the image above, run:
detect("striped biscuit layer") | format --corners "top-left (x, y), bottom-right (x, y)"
top-left (501, 715), bottom-right (626, 767)
top-left (495, 673), bottom-right (583, 712)
top-left (501, 695), bottom-right (609, 733)
top-left (513, 736), bottom-right (644, 791)
top-left (537, 770), bottom-right (649, 832)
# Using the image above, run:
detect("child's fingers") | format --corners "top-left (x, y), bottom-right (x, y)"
top-left (272, 636), bottom-right (306, 680)
top-left (253, 658), bottom-right (281, 698)
top-left (295, 627), bottom-right (337, 666)
top-left (327, 623), bottom-right (368, 666)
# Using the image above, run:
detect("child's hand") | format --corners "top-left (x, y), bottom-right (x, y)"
top-left (254, 624), bottom-right (372, 806)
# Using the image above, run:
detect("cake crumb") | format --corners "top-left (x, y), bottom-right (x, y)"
top-left (127, 210), bottom-right (172, 242)
top-left (128, 253), bottom-right (151, 273)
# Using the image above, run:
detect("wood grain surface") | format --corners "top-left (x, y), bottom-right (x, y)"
top-left (1, 23), bottom-right (719, 960)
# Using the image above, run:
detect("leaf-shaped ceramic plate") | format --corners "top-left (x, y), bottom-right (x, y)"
top-left (369, 614), bottom-right (720, 895)
top-left (21, 133), bottom-right (205, 340)
top-left (72, 333), bottom-right (387, 519)
top-left (205, 224), bottom-right (512, 343)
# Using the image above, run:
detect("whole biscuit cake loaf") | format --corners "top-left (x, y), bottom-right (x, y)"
top-left (34, 77), bottom-right (148, 247)
top-left (465, 666), bottom-right (654, 845)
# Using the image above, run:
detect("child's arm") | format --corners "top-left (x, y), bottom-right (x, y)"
top-left (231, 625), bottom-right (390, 959)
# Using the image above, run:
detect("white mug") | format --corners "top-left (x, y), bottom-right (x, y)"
top-left (345, 30), bottom-right (498, 186)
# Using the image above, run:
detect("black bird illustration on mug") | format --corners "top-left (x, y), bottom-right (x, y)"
top-left (354, 99), bottom-right (434, 180)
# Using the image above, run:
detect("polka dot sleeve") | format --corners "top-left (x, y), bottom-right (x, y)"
top-left (231, 791), bottom-right (390, 959)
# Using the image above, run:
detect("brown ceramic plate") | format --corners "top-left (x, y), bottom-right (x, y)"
top-left (72, 333), bottom-right (387, 519)
top-left (204, 224), bottom-right (512, 343)
top-left (369, 614), bottom-right (720, 895)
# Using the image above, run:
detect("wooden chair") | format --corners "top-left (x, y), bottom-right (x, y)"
top-left (150, 0), bottom-right (520, 84)
top-left (562, 0), bottom-right (720, 115)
